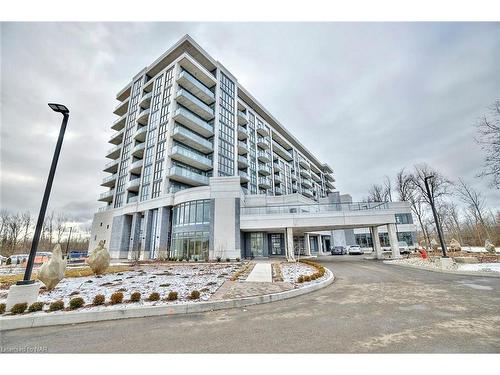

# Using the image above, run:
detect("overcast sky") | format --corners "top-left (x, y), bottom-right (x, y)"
top-left (1, 22), bottom-right (499, 227)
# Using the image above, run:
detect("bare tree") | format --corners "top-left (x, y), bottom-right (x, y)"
top-left (383, 175), bottom-right (393, 202)
top-left (475, 99), bottom-right (500, 189)
top-left (6, 214), bottom-right (23, 256)
top-left (56, 213), bottom-right (68, 244)
top-left (411, 163), bottom-right (452, 205)
top-left (456, 178), bottom-right (490, 240)
top-left (366, 184), bottom-right (385, 202)
top-left (395, 168), bottom-right (414, 202)
top-left (21, 211), bottom-right (32, 251)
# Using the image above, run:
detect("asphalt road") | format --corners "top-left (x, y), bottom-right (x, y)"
top-left (2, 256), bottom-right (499, 353)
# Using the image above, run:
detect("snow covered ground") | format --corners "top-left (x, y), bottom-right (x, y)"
top-left (457, 263), bottom-right (500, 273)
top-left (0, 263), bottom-right (241, 308)
top-left (280, 262), bottom-right (328, 285)
top-left (386, 258), bottom-right (500, 273)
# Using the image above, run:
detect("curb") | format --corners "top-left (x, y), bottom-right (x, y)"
top-left (0, 269), bottom-right (334, 331)
top-left (383, 261), bottom-right (500, 278)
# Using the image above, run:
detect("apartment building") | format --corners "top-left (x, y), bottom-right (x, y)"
top-left (90, 34), bottom-right (412, 261)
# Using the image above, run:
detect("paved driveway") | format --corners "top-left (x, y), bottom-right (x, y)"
top-left (2, 256), bottom-right (499, 353)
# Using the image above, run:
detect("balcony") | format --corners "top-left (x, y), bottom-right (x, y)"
top-left (325, 179), bottom-right (335, 189)
top-left (239, 170), bottom-right (249, 183)
top-left (275, 187), bottom-right (283, 195)
top-left (272, 141), bottom-right (293, 161)
top-left (300, 169), bottom-right (310, 179)
top-left (172, 125), bottom-right (213, 154)
top-left (237, 125), bottom-right (248, 140)
top-left (237, 110), bottom-right (248, 125)
top-left (98, 189), bottom-right (115, 202)
top-left (173, 107), bottom-right (214, 137)
top-left (132, 142), bottom-right (145, 158)
top-left (325, 173), bottom-right (335, 182)
top-left (257, 137), bottom-right (270, 150)
top-left (299, 157), bottom-right (309, 169)
top-left (177, 70), bottom-right (215, 105)
top-left (302, 188), bottom-right (313, 198)
top-left (101, 173), bottom-right (117, 188)
top-left (129, 159), bottom-right (143, 174)
top-left (127, 195), bottom-right (139, 204)
top-left (168, 165), bottom-right (209, 186)
top-left (109, 128), bottom-right (124, 145)
top-left (176, 89), bottom-right (215, 121)
top-left (111, 113), bottom-right (127, 131)
top-left (238, 140), bottom-right (248, 155)
top-left (256, 122), bottom-right (269, 136)
top-left (103, 159), bottom-right (119, 173)
top-left (238, 155), bottom-right (248, 169)
top-left (291, 173), bottom-right (297, 181)
top-left (113, 98), bottom-right (129, 116)
top-left (301, 179), bottom-right (312, 189)
top-left (257, 151), bottom-right (271, 163)
top-left (311, 171), bottom-right (321, 182)
top-left (258, 164), bottom-right (271, 176)
top-left (258, 177), bottom-right (272, 189)
top-left (274, 173), bottom-right (283, 184)
top-left (105, 144), bottom-right (122, 160)
top-left (273, 161), bottom-right (282, 172)
top-left (139, 92), bottom-right (152, 109)
top-left (143, 79), bottom-right (154, 93)
top-left (134, 126), bottom-right (147, 142)
top-left (126, 178), bottom-right (141, 192)
top-left (137, 108), bottom-right (151, 126)
top-left (171, 145), bottom-right (213, 171)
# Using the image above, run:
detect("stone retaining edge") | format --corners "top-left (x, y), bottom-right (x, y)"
top-left (383, 261), bottom-right (500, 278)
top-left (0, 269), bottom-right (334, 331)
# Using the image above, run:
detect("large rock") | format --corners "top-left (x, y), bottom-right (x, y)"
top-left (37, 244), bottom-right (67, 290)
top-left (87, 240), bottom-right (110, 275)
top-left (449, 238), bottom-right (461, 252)
top-left (485, 239), bottom-right (496, 254)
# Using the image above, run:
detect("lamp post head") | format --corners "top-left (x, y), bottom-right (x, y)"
top-left (48, 103), bottom-right (69, 114)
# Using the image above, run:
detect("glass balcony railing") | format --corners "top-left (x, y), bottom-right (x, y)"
top-left (168, 165), bottom-right (209, 186)
top-left (101, 173), bottom-right (117, 186)
top-left (172, 125), bottom-right (213, 153)
top-left (98, 189), bottom-right (115, 201)
top-left (258, 177), bottom-right (271, 188)
top-left (111, 113), bottom-right (127, 131)
top-left (178, 70), bottom-right (215, 104)
top-left (132, 142), bottom-right (145, 157)
top-left (171, 145), bottom-right (212, 170)
top-left (173, 107), bottom-right (214, 137)
top-left (239, 170), bottom-right (249, 181)
top-left (237, 110), bottom-right (248, 125)
top-left (256, 122), bottom-right (269, 136)
top-left (109, 128), bottom-right (124, 144)
top-left (137, 108), bottom-right (151, 125)
top-left (272, 141), bottom-right (293, 161)
top-left (258, 164), bottom-right (271, 175)
top-left (176, 89), bottom-right (215, 120)
top-left (238, 155), bottom-right (248, 166)
top-left (106, 144), bottom-right (122, 159)
top-left (104, 159), bottom-right (119, 173)
top-left (258, 151), bottom-right (271, 162)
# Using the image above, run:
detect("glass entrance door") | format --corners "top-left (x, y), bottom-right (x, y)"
top-left (250, 233), bottom-right (264, 257)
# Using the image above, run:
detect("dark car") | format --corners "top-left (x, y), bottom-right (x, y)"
top-left (331, 246), bottom-right (347, 255)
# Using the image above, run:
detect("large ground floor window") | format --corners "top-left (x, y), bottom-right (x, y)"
top-left (355, 231), bottom-right (415, 247)
top-left (170, 231), bottom-right (209, 260)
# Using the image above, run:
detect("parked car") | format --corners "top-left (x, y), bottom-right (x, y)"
top-left (398, 241), bottom-right (411, 254)
top-left (331, 246), bottom-right (347, 255)
top-left (348, 245), bottom-right (364, 255)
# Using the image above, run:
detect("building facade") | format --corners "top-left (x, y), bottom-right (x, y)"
top-left (90, 35), bottom-right (415, 261)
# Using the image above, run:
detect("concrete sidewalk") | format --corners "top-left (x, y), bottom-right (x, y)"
top-left (245, 263), bottom-right (272, 282)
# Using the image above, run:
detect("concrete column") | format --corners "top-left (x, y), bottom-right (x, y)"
top-left (128, 213), bottom-right (142, 261)
top-left (317, 235), bottom-right (323, 255)
top-left (305, 233), bottom-right (311, 256)
top-left (285, 227), bottom-right (295, 261)
top-left (109, 214), bottom-right (132, 259)
top-left (370, 226), bottom-right (383, 259)
top-left (157, 206), bottom-right (171, 258)
top-left (387, 223), bottom-right (401, 259)
top-left (140, 210), bottom-right (153, 260)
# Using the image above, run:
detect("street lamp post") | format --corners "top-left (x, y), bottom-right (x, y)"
top-left (17, 103), bottom-right (70, 285)
top-left (65, 226), bottom-right (73, 258)
top-left (424, 175), bottom-right (448, 258)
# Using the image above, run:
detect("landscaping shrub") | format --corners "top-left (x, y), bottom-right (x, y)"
top-left (148, 292), bottom-right (160, 301)
top-left (6, 257), bottom-right (11, 265)
top-left (10, 302), bottom-right (27, 314)
top-left (69, 297), bottom-right (85, 310)
top-left (110, 292), bottom-right (124, 305)
top-left (304, 275), bottom-right (311, 282)
top-left (166, 291), bottom-right (178, 301)
top-left (225, 258), bottom-right (230, 262)
top-left (189, 290), bottom-right (200, 300)
top-left (216, 257), bottom-right (221, 262)
top-left (297, 275), bottom-right (304, 283)
top-left (93, 294), bottom-right (105, 306)
top-left (28, 302), bottom-right (44, 313)
top-left (236, 258), bottom-right (240, 262)
top-left (0, 303), bottom-right (6, 314)
top-left (130, 292), bottom-right (141, 302)
top-left (49, 300), bottom-right (64, 311)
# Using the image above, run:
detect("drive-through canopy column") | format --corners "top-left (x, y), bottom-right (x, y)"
top-left (285, 227), bottom-right (296, 262)
top-left (370, 226), bottom-right (383, 259)
top-left (387, 223), bottom-right (401, 259)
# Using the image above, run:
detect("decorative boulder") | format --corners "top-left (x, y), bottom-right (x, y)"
top-left (430, 238), bottom-right (439, 251)
top-left (449, 238), bottom-right (461, 252)
top-left (87, 240), bottom-right (110, 275)
top-left (38, 244), bottom-right (67, 290)
top-left (485, 239), bottom-right (496, 254)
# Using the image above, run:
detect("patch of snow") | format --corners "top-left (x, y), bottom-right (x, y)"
top-left (458, 263), bottom-right (500, 273)
top-left (280, 262), bottom-right (327, 286)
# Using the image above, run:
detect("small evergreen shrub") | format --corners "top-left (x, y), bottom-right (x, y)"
top-left (130, 292), bottom-right (141, 302)
top-left (6, 257), bottom-right (12, 265)
top-left (304, 275), bottom-right (311, 282)
top-left (49, 300), bottom-right (64, 311)
top-left (110, 292), bottom-right (124, 305)
top-left (189, 290), bottom-right (200, 300)
top-left (216, 257), bottom-right (221, 262)
top-left (0, 303), bottom-right (6, 314)
top-left (69, 297), bottom-right (85, 310)
top-left (166, 291), bottom-right (178, 301)
top-left (297, 275), bottom-right (304, 283)
top-left (236, 258), bottom-right (240, 262)
top-left (93, 294), bottom-right (105, 306)
top-left (28, 302), bottom-right (44, 313)
top-left (225, 258), bottom-right (230, 262)
top-left (10, 302), bottom-right (27, 314)
top-left (148, 292), bottom-right (160, 301)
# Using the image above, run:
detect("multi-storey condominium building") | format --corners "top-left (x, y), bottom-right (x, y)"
top-left (90, 35), bottom-right (414, 261)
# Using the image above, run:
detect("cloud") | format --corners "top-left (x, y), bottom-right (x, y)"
top-left (1, 22), bottom-right (499, 228)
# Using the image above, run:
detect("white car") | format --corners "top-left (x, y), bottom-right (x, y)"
top-left (348, 245), bottom-right (364, 255)
top-left (398, 241), bottom-right (410, 254)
